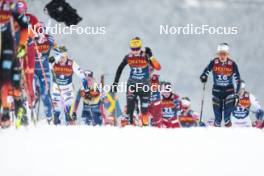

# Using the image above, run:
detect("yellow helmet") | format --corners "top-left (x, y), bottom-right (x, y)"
top-left (129, 37), bottom-right (142, 50)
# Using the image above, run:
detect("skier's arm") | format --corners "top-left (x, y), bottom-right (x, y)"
top-left (173, 94), bottom-right (181, 110)
top-left (201, 60), bottom-right (214, 77)
top-left (233, 63), bottom-right (241, 93)
top-left (11, 3), bottom-right (28, 57)
top-left (48, 35), bottom-right (60, 53)
top-left (145, 47), bottom-right (161, 70)
top-left (113, 56), bottom-right (128, 84)
top-left (12, 3), bottom-right (28, 28)
top-left (48, 53), bottom-right (61, 67)
top-left (200, 60), bottom-right (214, 83)
top-left (72, 61), bottom-right (88, 88)
top-left (73, 61), bottom-right (85, 79)
top-left (73, 89), bottom-right (82, 113)
top-left (250, 94), bottom-right (264, 120)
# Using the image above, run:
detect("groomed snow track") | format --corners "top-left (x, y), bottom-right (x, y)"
top-left (0, 126), bottom-right (263, 176)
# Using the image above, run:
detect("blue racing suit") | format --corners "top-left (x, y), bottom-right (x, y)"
top-left (34, 34), bottom-right (58, 119)
top-left (201, 58), bottom-right (241, 126)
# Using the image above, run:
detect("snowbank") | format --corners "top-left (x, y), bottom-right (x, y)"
top-left (0, 126), bottom-right (263, 176)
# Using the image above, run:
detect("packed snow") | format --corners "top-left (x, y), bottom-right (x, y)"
top-left (0, 126), bottom-right (263, 176)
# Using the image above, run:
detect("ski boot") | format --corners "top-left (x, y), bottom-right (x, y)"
top-left (140, 113), bottom-right (150, 127)
top-left (69, 113), bottom-right (77, 125)
top-left (119, 115), bottom-right (130, 127)
top-left (198, 121), bottom-right (206, 127)
top-left (53, 116), bottom-right (61, 125)
top-left (66, 113), bottom-right (76, 125)
top-left (224, 120), bottom-right (232, 127)
top-left (1, 108), bottom-right (12, 129)
top-left (46, 116), bottom-right (53, 125)
top-left (15, 106), bottom-right (28, 128)
top-left (255, 120), bottom-right (264, 129)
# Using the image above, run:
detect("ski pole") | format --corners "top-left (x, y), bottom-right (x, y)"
top-left (199, 83), bottom-right (206, 125)
top-left (36, 94), bottom-right (40, 122)
top-left (0, 26), bottom-right (1, 58)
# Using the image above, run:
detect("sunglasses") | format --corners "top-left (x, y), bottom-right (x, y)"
top-left (131, 47), bottom-right (141, 51)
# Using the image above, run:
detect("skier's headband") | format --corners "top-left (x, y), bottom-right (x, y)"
top-left (181, 99), bottom-right (191, 109)
top-left (217, 44), bottom-right (229, 54)
top-left (130, 39), bottom-right (142, 49)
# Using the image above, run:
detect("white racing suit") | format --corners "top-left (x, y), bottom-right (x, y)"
top-left (231, 91), bottom-right (262, 127)
top-left (51, 57), bottom-right (85, 125)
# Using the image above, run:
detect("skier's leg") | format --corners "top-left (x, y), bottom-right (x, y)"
top-left (126, 84), bottom-right (137, 125)
top-left (33, 73), bottom-right (41, 106)
top-left (81, 103), bottom-right (90, 125)
top-left (62, 87), bottom-right (75, 124)
top-left (1, 24), bottom-right (14, 82)
top-left (169, 117), bottom-right (180, 128)
top-left (13, 88), bottom-right (28, 126)
top-left (212, 88), bottom-right (223, 127)
top-left (223, 91), bottom-right (235, 127)
top-left (86, 109), bottom-right (93, 125)
top-left (0, 83), bottom-right (12, 126)
top-left (148, 101), bottom-right (162, 127)
top-left (51, 85), bottom-right (61, 125)
top-left (81, 110), bottom-right (88, 125)
top-left (39, 72), bottom-right (53, 120)
top-left (24, 43), bottom-right (36, 108)
top-left (92, 106), bottom-right (103, 126)
top-left (139, 88), bottom-right (151, 126)
top-left (0, 25), bottom-right (14, 127)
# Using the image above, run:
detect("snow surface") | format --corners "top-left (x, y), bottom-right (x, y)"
top-left (0, 126), bottom-right (264, 176)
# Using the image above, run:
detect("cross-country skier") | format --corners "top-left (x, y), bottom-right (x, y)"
top-left (200, 43), bottom-right (241, 127)
top-left (33, 22), bottom-right (59, 122)
top-left (9, 0), bottom-right (30, 127)
top-left (0, 0), bottom-right (28, 128)
top-left (231, 80), bottom-right (264, 128)
top-left (112, 37), bottom-right (161, 126)
top-left (49, 46), bottom-right (86, 125)
top-left (72, 71), bottom-right (104, 126)
top-left (23, 13), bottom-right (39, 109)
top-left (160, 82), bottom-right (181, 128)
top-left (178, 97), bottom-right (199, 127)
top-left (148, 74), bottom-right (162, 127)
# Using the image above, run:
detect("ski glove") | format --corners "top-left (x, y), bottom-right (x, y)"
top-left (111, 82), bottom-right (118, 93)
top-left (145, 47), bottom-right (153, 58)
top-left (59, 46), bottom-right (67, 53)
top-left (17, 45), bottom-right (26, 58)
top-left (256, 109), bottom-right (264, 120)
top-left (200, 75), bottom-right (208, 83)
top-left (49, 56), bottom-right (55, 63)
top-left (84, 90), bottom-right (92, 100)
top-left (71, 112), bottom-right (77, 121)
